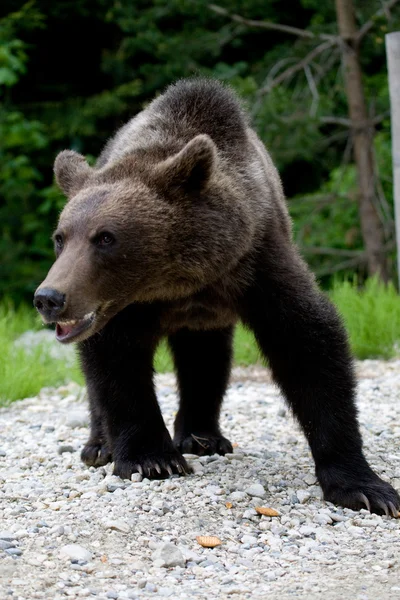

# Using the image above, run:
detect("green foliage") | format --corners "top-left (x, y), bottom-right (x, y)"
top-left (1, 0), bottom-right (400, 302)
top-left (0, 302), bottom-right (83, 405)
top-left (331, 277), bottom-right (400, 359)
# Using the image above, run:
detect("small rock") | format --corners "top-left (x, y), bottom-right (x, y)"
top-left (66, 411), bottom-right (88, 428)
top-left (131, 473), bottom-right (143, 483)
top-left (151, 543), bottom-right (186, 568)
top-left (5, 548), bottom-right (22, 556)
top-left (243, 509), bottom-right (258, 519)
top-left (245, 483), bottom-right (266, 498)
top-left (225, 453), bottom-right (244, 460)
top-left (230, 491), bottom-right (247, 502)
top-left (158, 588), bottom-right (174, 597)
top-left (303, 474), bottom-right (316, 486)
top-left (0, 449), bottom-right (6, 457)
top-left (106, 592), bottom-right (119, 599)
top-left (104, 520), bottom-right (131, 534)
top-left (299, 525), bottom-right (316, 537)
top-left (329, 512), bottom-right (347, 522)
top-left (58, 445), bottom-right (75, 454)
top-left (0, 541), bottom-right (15, 550)
top-left (105, 478), bottom-right (127, 493)
top-left (296, 490), bottom-right (310, 504)
top-left (241, 535), bottom-right (258, 545)
top-left (0, 531), bottom-right (16, 541)
top-left (315, 514), bottom-right (332, 525)
top-left (59, 544), bottom-right (92, 562)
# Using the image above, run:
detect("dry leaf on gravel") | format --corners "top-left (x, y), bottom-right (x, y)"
top-left (196, 536), bottom-right (222, 548)
top-left (255, 507), bottom-right (280, 517)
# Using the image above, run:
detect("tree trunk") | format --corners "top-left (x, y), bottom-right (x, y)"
top-left (335, 0), bottom-right (388, 281)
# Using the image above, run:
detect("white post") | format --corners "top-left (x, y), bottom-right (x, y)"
top-left (386, 32), bottom-right (400, 289)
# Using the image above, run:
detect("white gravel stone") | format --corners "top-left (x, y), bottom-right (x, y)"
top-left (245, 483), bottom-right (266, 498)
top-left (59, 544), bottom-right (93, 562)
top-left (103, 519), bottom-right (131, 534)
top-left (151, 543), bottom-right (186, 568)
top-left (297, 490), bottom-right (311, 504)
top-left (66, 410), bottom-right (89, 429)
top-left (1, 359), bottom-right (400, 599)
top-left (0, 531), bottom-right (16, 541)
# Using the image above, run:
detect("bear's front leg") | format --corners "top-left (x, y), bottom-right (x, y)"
top-left (81, 400), bottom-right (112, 467)
top-left (78, 310), bottom-right (190, 480)
top-left (241, 247), bottom-right (400, 516)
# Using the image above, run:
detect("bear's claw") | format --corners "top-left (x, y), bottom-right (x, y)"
top-left (113, 451), bottom-right (192, 480)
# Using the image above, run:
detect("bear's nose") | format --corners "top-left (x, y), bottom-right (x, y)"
top-left (34, 288), bottom-right (66, 321)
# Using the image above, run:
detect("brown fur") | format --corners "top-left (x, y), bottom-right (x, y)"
top-left (33, 78), bottom-right (400, 514)
top-left (38, 79), bottom-right (288, 338)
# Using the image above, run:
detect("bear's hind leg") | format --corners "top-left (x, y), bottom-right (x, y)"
top-left (169, 327), bottom-right (233, 456)
top-left (240, 249), bottom-right (400, 516)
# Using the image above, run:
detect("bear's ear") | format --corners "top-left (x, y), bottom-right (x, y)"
top-left (156, 134), bottom-right (217, 193)
top-left (54, 150), bottom-right (92, 197)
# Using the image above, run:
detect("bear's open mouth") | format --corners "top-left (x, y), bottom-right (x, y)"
top-left (55, 312), bottom-right (95, 343)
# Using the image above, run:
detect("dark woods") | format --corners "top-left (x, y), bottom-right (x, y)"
top-left (1, 0), bottom-right (399, 301)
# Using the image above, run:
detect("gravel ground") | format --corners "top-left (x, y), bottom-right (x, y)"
top-left (1, 360), bottom-right (400, 600)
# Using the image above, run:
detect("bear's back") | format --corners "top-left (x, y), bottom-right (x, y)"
top-left (98, 79), bottom-right (249, 166)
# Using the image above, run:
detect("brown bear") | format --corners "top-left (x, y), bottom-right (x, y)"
top-left (34, 78), bottom-right (399, 515)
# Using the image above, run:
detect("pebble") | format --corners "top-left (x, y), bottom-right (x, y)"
top-left (151, 543), bottom-right (186, 568)
top-left (1, 358), bottom-right (400, 599)
top-left (230, 491), bottom-right (248, 502)
top-left (59, 544), bottom-right (93, 562)
top-left (66, 411), bottom-right (88, 428)
top-left (58, 445), bottom-right (75, 454)
top-left (0, 540), bottom-right (15, 550)
top-left (241, 535), bottom-right (258, 545)
top-left (103, 519), bottom-right (131, 533)
top-left (245, 483), bottom-right (266, 498)
top-left (5, 548), bottom-right (22, 556)
top-left (297, 490), bottom-right (311, 504)
top-left (0, 531), bottom-right (16, 541)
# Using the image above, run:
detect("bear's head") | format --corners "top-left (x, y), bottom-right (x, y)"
top-left (34, 135), bottom-right (252, 343)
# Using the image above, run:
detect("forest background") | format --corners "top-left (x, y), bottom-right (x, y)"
top-left (1, 0), bottom-right (400, 303)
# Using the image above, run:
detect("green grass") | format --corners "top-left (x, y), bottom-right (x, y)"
top-left (331, 277), bottom-right (400, 359)
top-left (1, 277), bottom-right (400, 404)
top-left (0, 302), bottom-right (83, 406)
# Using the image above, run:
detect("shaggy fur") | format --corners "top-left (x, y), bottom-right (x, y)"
top-left (34, 78), bottom-right (399, 515)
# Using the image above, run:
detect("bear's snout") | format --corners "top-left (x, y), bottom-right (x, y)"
top-left (34, 287), bottom-right (66, 322)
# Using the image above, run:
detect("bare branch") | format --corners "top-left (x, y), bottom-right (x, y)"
top-left (302, 247), bottom-right (364, 257)
top-left (357, 0), bottom-right (400, 42)
top-left (208, 4), bottom-right (337, 41)
top-left (320, 116), bottom-right (352, 127)
top-left (315, 255), bottom-right (367, 276)
top-left (319, 112), bottom-right (389, 128)
top-left (258, 40), bottom-right (335, 96)
top-left (310, 240), bottom-right (395, 276)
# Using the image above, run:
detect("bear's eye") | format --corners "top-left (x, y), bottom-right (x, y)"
top-left (95, 231), bottom-right (115, 247)
top-left (54, 234), bottom-right (64, 252)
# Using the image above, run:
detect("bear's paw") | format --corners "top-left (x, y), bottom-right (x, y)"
top-left (174, 431), bottom-right (233, 457)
